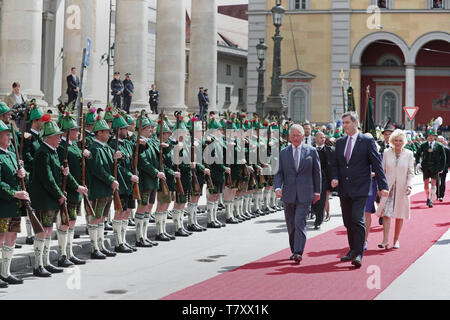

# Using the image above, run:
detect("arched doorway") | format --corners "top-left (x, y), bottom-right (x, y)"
top-left (290, 88), bottom-right (306, 123)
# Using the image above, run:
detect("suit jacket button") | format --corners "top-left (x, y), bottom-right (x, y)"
top-left (346, 177), bottom-right (349, 180)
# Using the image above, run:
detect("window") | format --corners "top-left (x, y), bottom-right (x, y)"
top-left (225, 87), bottom-right (231, 103)
top-left (381, 92), bottom-right (397, 123)
top-left (381, 59), bottom-right (400, 66)
top-left (291, 89), bottom-right (306, 123)
top-left (239, 66), bottom-right (245, 78)
top-left (377, 0), bottom-right (387, 8)
top-left (432, 0), bottom-right (444, 8)
top-left (226, 64), bottom-right (231, 76)
top-left (289, 0), bottom-right (309, 10)
top-left (238, 88), bottom-right (244, 104)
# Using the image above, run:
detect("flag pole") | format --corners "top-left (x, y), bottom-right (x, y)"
top-left (340, 69), bottom-right (346, 113)
top-left (364, 85), bottom-right (370, 132)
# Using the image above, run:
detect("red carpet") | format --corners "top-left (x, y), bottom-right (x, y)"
top-left (162, 182), bottom-right (450, 300)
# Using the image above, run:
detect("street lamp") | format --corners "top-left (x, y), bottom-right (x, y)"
top-left (256, 38), bottom-right (268, 118)
top-left (265, 0), bottom-right (286, 117)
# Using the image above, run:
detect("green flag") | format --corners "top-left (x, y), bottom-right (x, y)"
top-left (364, 97), bottom-right (376, 139)
top-left (347, 85), bottom-right (355, 112)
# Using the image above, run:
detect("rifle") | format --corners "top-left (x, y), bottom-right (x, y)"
top-left (238, 113), bottom-right (250, 184)
top-left (10, 127), bottom-right (45, 234)
top-left (81, 113), bottom-right (95, 217)
top-left (203, 115), bottom-right (214, 191)
top-left (158, 111), bottom-right (170, 197)
top-left (223, 111), bottom-right (233, 188)
top-left (59, 130), bottom-right (71, 226)
top-left (19, 102), bottom-right (30, 158)
top-left (132, 111), bottom-right (144, 201)
top-left (113, 127), bottom-right (124, 212)
top-left (190, 117), bottom-right (201, 196)
top-left (174, 111), bottom-right (184, 195)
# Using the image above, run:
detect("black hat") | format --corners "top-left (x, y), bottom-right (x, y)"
top-left (114, 71), bottom-right (120, 75)
top-left (199, 87), bottom-right (204, 90)
top-left (125, 73), bottom-right (131, 76)
top-left (382, 120), bottom-right (395, 134)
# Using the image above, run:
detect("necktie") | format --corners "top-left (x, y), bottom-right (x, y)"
top-left (294, 147), bottom-right (300, 171)
top-left (345, 136), bottom-right (353, 164)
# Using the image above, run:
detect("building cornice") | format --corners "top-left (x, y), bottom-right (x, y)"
top-left (247, 9), bottom-right (450, 15)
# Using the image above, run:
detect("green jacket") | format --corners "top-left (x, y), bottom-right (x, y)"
top-left (138, 138), bottom-right (160, 191)
top-left (22, 129), bottom-right (42, 181)
top-left (87, 140), bottom-right (118, 200)
top-left (108, 137), bottom-right (135, 196)
top-left (158, 142), bottom-right (176, 192)
top-left (85, 130), bottom-right (95, 149)
top-left (208, 137), bottom-right (226, 184)
top-left (415, 141), bottom-right (447, 173)
top-left (0, 149), bottom-right (22, 218)
top-left (57, 138), bottom-right (82, 204)
top-left (30, 143), bottom-right (78, 211)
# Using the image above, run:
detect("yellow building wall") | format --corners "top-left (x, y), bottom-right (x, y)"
top-left (350, 0), bottom-right (427, 9)
top-left (266, 0), bottom-right (333, 10)
top-left (265, 13), bottom-right (333, 122)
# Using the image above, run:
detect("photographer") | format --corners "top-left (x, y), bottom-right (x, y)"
top-left (4, 82), bottom-right (28, 131)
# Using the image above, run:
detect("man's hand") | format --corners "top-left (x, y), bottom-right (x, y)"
top-left (331, 179), bottom-right (339, 188)
top-left (117, 91), bottom-right (121, 95)
top-left (248, 166), bottom-right (254, 173)
top-left (58, 195), bottom-right (67, 205)
top-left (17, 168), bottom-right (26, 179)
top-left (14, 191), bottom-right (30, 201)
top-left (61, 166), bottom-right (69, 176)
top-left (83, 149), bottom-right (91, 159)
top-left (225, 167), bottom-right (231, 174)
top-left (157, 172), bottom-right (166, 180)
top-left (275, 189), bottom-right (282, 199)
top-left (371, 172), bottom-right (375, 178)
top-left (204, 168), bottom-right (210, 176)
top-left (379, 189), bottom-right (389, 197)
top-left (406, 186), bottom-right (412, 196)
top-left (161, 143), bottom-right (169, 148)
top-left (174, 171), bottom-right (181, 179)
top-left (139, 139), bottom-right (147, 145)
top-left (313, 194), bottom-right (320, 204)
top-left (190, 162), bottom-right (196, 169)
top-left (111, 180), bottom-right (119, 190)
top-left (114, 151), bottom-right (122, 160)
top-left (131, 175), bottom-right (139, 183)
top-left (77, 186), bottom-right (88, 196)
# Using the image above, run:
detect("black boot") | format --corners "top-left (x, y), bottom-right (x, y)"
top-left (187, 224), bottom-right (204, 232)
top-left (226, 217), bottom-right (239, 224)
top-left (175, 228), bottom-right (190, 237)
top-left (33, 266), bottom-right (52, 277)
top-left (100, 248), bottom-right (117, 257)
top-left (155, 233), bottom-right (171, 241)
top-left (90, 250), bottom-right (107, 260)
top-left (57, 255), bottom-right (75, 268)
top-left (207, 221), bottom-right (221, 228)
top-left (115, 243), bottom-right (133, 253)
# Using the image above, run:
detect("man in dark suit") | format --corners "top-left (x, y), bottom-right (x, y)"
top-left (331, 111), bottom-right (388, 268)
top-left (198, 87), bottom-right (208, 121)
top-left (275, 124), bottom-right (321, 264)
top-left (122, 73), bottom-right (134, 114)
top-left (111, 72), bottom-right (123, 109)
top-left (66, 67), bottom-right (80, 105)
top-left (148, 84), bottom-right (159, 114)
top-left (436, 136), bottom-right (450, 201)
top-left (312, 131), bottom-right (334, 230)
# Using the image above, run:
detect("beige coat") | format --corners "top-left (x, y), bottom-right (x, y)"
top-left (4, 91), bottom-right (27, 108)
top-left (376, 148), bottom-right (415, 220)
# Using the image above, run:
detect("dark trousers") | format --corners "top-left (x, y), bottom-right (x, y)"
top-left (312, 182), bottom-right (327, 227)
top-left (150, 102), bottom-right (158, 114)
top-left (123, 95), bottom-right (132, 114)
top-left (199, 105), bottom-right (207, 121)
top-left (438, 171), bottom-right (447, 198)
top-left (68, 92), bottom-right (78, 105)
top-left (339, 195), bottom-right (367, 257)
top-left (113, 94), bottom-right (121, 109)
top-left (283, 201), bottom-right (309, 255)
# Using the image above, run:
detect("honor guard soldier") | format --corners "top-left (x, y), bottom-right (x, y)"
top-left (21, 103), bottom-right (44, 245)
top-left (56, 112), bottom-right (89, 266)
top-left (134, 115), bottom-right (161, 246)
top-left (111, 72), bottom-right (123, 109)
top-left (415, 122), bottom-right (446, 208)
top-left (109, 113), bottom-right (139, 253)
top-left (241, 118), bottom-right (257, 218)
top-left (154, 118), bottom-right (177, 241)
top-left (103, 107), bottom-right (115, 231)
top-left (86, 116), bottom-right (120, 259)
top-left (185, 116), bottom-right (208, 232)
top-left (30, 114), bottom-right (85, 277)
top-left (0, 120), bottom-right (27, 286)
top-left (84, 106), bottom-right (97, 149)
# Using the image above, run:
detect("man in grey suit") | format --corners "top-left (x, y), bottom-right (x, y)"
top-left (275, 124), bottom-right (321, 263)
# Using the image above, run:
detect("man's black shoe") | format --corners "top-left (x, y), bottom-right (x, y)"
top-left (15, 243), bottom-right (22, 249)
top-left (144, 238), bottom-right (158, 246)
top-left (225, 218), bottom-right (239, 224)
top-left (351, 255), bottom-right (362, 268)
top-left (428, 200), bottom-right (433, 208)
top-left (0, 274), bottom-right (23, 285)
top-left (163, 232), bottom-right (176, 240)
top-left (44, 264), bottom-right (64, 273)
top-left (155, 234), bottom-right (171, 242)
top-left (195, 223), bottom-right (207, 231)
top-left (33, 266), bottom-right (51, 277)
top-left (57, 255), bottom-right (75, 267)
top-left (100, 249), bottom-right (117, 257)
top-left (175, 229), bottom-right (190, 237)
top-left (25, 236), bottom-right (34, 245)
top-left (340, 251), bottom-right (355, 262)
top-left (187, 224), bottom-right (203, 232)
top-left (0, 278), bottom-right (8, 288)
top-left (124, 242), bottom-right (138, 251)
top-left (293, 254), bottom-right (302, 264)
top-left (69, 255), bottom-right (86, 265)
top-left (115, 244), bottom-right (133, 253)
top-left (90, 250), bottom-right (107, 260)
top-left (135, 238), bottom-right (153, 247)
top-left (314, 225), bottom-right (321, 230)
top-left (207, 222), bottom-right (221, 228)
top-left (289, 254), bottom-right (295, 261)
top-left (128, 219), bottom-right (136, 227)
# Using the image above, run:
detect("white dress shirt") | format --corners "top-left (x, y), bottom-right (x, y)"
top-left (303, 135), bottom-right (312, 146)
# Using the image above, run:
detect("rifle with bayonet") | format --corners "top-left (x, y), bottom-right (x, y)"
top-left (202, 115), bottom-right (214, 191)
top-left (174, 111), bottom-right (184, 196)
top-left (158, 111), bottom-right (170, 197)
top-left (59, 129), bottom-right (72, 226)
top-left (113, 127), bottom-right (124, 212)
top-left (190, 116), bottom-right (201, 196)
top-left (132, 111), bottom-right (144, 201)
top-left (223, 111), bottom-right (233, 188)
top-left (256, 120), bottom-right (266, 186)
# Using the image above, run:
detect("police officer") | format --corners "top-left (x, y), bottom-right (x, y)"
top-left (111, 72), bottom-right (124, 109)
top-left (148, 84), bottom-right (159, 115)
top-left (122, 73), bottom-right (134, 114)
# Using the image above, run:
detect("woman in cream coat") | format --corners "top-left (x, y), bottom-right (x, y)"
top-left (376, 129), bottom-right (415, 249)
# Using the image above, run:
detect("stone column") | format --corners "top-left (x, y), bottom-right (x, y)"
top-left (0, 0), bottom-right (47, 107)
top-left (115, 0), bottom-right (148, 112)
top-left (62, 0), bottom-right (107, 107)
top-left (188, 0), bottom-right (217, 113)
top-left (405, 64), bottom-right (416, 130)
top-left (155, 0), bottom-right (187, 112)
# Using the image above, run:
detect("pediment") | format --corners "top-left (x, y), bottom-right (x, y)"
top-left (280, 69), bottom-right (316, 80)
